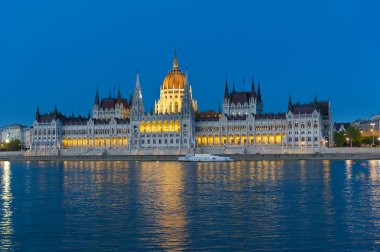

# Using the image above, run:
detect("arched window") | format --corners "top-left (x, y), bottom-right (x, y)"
top-left (174, 102), bottom-right (179, 113)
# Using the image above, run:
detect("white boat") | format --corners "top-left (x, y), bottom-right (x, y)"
top-left (178, 154), bottom-right (233, 162)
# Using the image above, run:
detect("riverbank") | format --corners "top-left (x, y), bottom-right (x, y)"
top-left (1, 147), bottom-right (380, 161)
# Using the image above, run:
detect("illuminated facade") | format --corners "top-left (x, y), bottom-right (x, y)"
top-left (31, 51), bottom-right (332, 152)
top-left (155, 51), bottom-right (197, 114)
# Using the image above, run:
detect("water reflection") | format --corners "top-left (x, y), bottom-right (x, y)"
top-left (0, 161), bottom-right (13, 250)
top-left (138, 162), bottom-right (188, 250)
top-left (3, 160), bottom-right (380, 250)
top-left (368, 160), bottom-right (380, 245)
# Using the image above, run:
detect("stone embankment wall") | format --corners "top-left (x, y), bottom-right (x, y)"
top-left (1, 147), bottom-right (380, 161)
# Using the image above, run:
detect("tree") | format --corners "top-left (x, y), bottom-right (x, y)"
top-left (333, 131), bottom-right (346, 147)
top-left (6, 139), bottom-right (22, 151)
top-left (346, 125), bottom-right (361, 147)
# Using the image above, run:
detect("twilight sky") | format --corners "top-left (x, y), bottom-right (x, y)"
top-left (1, 0), bottom-right (380, 126)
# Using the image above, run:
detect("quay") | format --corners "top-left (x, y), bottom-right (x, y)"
top-left (1, 147), bottom-right (380, 162)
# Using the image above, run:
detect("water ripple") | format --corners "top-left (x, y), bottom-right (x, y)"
top-left (1, 160), bottom-right (380, 250)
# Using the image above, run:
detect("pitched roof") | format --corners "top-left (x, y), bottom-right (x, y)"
top-left (290, 101), bottom-right (330, 117)
top-left (229, 91), bottom-right (251, 104)
top-left (99, 98), bottom-right (130, 110)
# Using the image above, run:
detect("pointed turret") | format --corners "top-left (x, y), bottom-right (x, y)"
top-left (288, 95), bottom-right (293, 112)
top-left (313, 93), bottom-right (318, 110)
top-left (54, 105), bottom-right (59, 119)
top-left (129, 90), bottom-right (133, 107)
top-left (132, 70), bottom-right (144, 116)
top-left (224, 78), bottom-right (229, 100)
top-left (232, 82), bottom-right (236, 93)
top-left (117, 85), bottom-right (122, 103)
top-left (257, 81), bottom-right (262, 102)
top-left (181, 69), bottom-right (192, 115)
top-left (108, 90), bottom-right (112, 99)
top-left (256, 80), bottom-right (263, 114)
top-left (88, 110), bottom-right (91, 119)
top-left (36, 106), bottom-right (40, 121)
top-left (250, 77), bottom-right (256, 98)
top-left (94, 88), bottom-right (99, 105)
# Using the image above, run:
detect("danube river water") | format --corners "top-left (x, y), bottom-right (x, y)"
top-left (1, 160), bottom-right (380, 250)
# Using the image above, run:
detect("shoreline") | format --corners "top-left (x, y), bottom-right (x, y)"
top-left (1, 152), bottom-right (380, 162)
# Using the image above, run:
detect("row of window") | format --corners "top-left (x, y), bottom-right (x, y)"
top-left (61, 128), bottom-right (129, 135)
top-left (141, 133), bottom-right (180, 138)
top-left (290, 131), bottom-right (319, 135)
top-left (141, 138), bottom-right (185, 145)
top-left (288, 137), bottom-right (319, 142)
top-left (34, 129), bottom-right (56, 135)
top-left (196, 124), bottom-right (286, 132)
top-left (288, 121), bottom-right (319, 129)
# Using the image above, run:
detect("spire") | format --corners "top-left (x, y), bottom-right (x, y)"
top-left (117, 85), bottom-right (122, 103)
top-left (314, 93), bottom-right (318, 110)
top-left (232, 82), bottom-right (236, 93)
top-left (108, 90), bottom-right (111, 99)
top-left (250, 77), bottom-right (256, 98)
top-left (54, 105), bottom-right (58, 119)
top-left (256, 80), bottom-right (263, 114)
top-left (257, 80), bottom-right (262, 102)
top-left (132, 70), bottom-right (144, 116)
top-left (181, 69), bottom-right (192, 115)
top-left (172, 48), bottom-right (179, 70)
top-left (129, 90), bottom-right (133, 107)
top-left (94, 88), bottom-right (99, 105)
top-left (224, 78), bottom-right (229, 99)
top-left (36, 105), bottom-right (40, 121)
top-left (88, 110), bottom-right (91, 119)
top-left (288, 95), bottom-right (293, 112)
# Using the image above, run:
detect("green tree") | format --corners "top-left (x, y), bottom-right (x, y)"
top-left (333, 131), bottom-right (346, 147)
top-left (361, 135), bottom-right (373, 146)
top-left (346, 125), bottom-right (361, 147)
top-left (6, 139), bottom-right (22, 151)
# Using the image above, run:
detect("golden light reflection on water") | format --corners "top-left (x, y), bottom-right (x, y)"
top-left (196, 160), bottom-right (284, 190)
top-left (0, 161), bottom-right (13, 249)
top-left (63, 161), bottom-right (129, 190)
top-left (138, 162), bottom-right (188, 250)
top-left (322, 160), bottom-right (334, 226)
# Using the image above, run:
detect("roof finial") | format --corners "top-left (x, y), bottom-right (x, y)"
top-left (250, 77), bottom-right (256, 97)
top-left (117, 85), bottom-right (122, 102)
top-left (224, 77), bottom-right (229, 99)
top-left (257, 80), bottom-right (262, 102)
top-left (173, 48), bottom-right (179, 70)
top-left (36, 105), bottom-right (40, 121)
top-left (288, 95), bottom-right (293, 112)
top-left (95, 87), bottom-right (99, 105)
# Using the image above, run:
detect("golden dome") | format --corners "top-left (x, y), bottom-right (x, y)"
top-left (162, 70), bottom-right (186, 89)
top-left (162, 50), bottom-right (186, 90)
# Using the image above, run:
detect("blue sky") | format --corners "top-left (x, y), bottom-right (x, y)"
top-left (1, 0), bottom-right (379, 125)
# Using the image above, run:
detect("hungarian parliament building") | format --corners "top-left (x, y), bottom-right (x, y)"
top-left (31, 52), bottom-right (332, 152)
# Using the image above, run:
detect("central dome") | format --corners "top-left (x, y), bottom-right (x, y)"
top-left (162, 51), bottom-right (186, 90)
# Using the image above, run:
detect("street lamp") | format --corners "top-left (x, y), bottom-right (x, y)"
top-left (371, 123), bottom-right (375, 146)
top-left (346, 137), bottom-right (350, 147)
